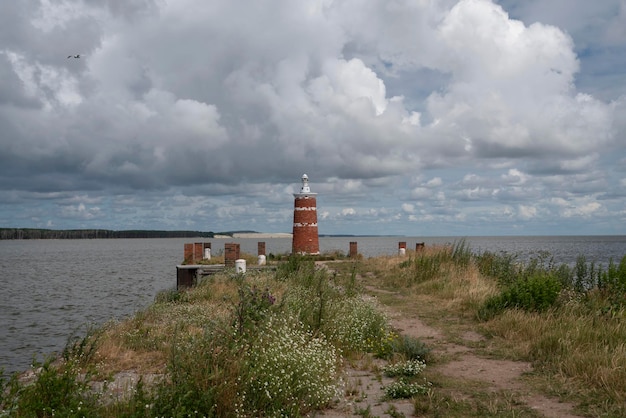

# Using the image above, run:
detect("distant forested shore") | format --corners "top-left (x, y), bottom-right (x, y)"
top-left (0, 228), bottom-right (219, 240)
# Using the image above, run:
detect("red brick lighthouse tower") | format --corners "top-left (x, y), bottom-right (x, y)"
top-left (292, 174), bottom-right (320, 255)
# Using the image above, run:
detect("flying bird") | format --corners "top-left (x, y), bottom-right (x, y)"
top-left (67, 54), bottom-right (81, 59)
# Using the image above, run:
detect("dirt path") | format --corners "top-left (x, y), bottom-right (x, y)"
top-left (388, 312), bottom-right (581, 418)
top-left (317, 284), bottom-right (584, 418)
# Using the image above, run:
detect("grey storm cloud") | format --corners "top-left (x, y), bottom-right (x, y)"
top-left (1, 0), bottom-right (625, 235)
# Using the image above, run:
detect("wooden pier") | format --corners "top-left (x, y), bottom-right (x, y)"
top-left (176, 264), bottom-right (224, 289)
top-left (176, 264), bottom-right (275, 289)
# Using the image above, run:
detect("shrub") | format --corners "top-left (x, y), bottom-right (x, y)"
top-left (383, 359), bottom-right (426, 378)
top-left (599, 255), bottom-right (626, 301)
top-left (232, 282), bottom-right (276, 336)
top-left (148, 332), bottom-right (220, 417)
top-left (390, 334), bottom-right (431, 362)
top-left (0, 371), bottom-right (20, 416)
top-left (8, 356), bottom-right (98, 417)
top-left (281, 268), bottom-right (340, 333)
top-left (384, 379), bottom-right (430, 399)
top-left (237, 315), bottom-right (340, 417)
top-left (573, 255), bottom-right (601, 292)
top-left (478, 273), bottom-right (562, 320)
top-left (374, 329), bottom-right (399, 360)
top-left (281, 267), bottom-right (393, 356)
top-left (474, 251), bottom-right (520, 284)
top-left (274, 254), bottom-right (316, 281)
top-left (322, 296), bottom-right (391, 355)
top-left (133, 320), bottom-right (236, 418)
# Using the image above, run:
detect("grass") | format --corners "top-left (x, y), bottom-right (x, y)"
top-left (3, 245), bottom-right (626, 417)
top-left (1, 255), bottom-right (421, 417)
top-left (354, 246), bottom-right (626, 417)
top-left (411, 387), bottom-right (543, 418)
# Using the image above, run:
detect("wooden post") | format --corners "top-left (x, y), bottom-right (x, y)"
top-left (176, 265), bottom-right (197, 289)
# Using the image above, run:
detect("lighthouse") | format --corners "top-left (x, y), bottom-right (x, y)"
top-left (292, 174), bottom-right (320, 255)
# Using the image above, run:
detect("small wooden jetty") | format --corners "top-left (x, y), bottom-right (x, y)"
top-left (176, 263), bottom-right (275, 289)
top-left (176, 264), bottom-right (224, 289)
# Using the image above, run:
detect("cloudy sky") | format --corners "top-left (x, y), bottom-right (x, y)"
top-left (1, 0), bottom-right (625, 236)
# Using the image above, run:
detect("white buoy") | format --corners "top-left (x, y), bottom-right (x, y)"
top-left (204, 248), bottom-right (211, 260)
top-left (235, 259), bottom-right (246, 274)
top-left (258, 254), bottom-right (266, 266)
top-left (399, 247), bottom-right (406, 256)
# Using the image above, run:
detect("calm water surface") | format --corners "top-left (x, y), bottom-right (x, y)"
top-left (1, 236), bottom-right (626, 376)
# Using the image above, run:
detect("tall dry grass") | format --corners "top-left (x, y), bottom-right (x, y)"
top-left (360, 244), bottom-right (499, 318)
top-left (358, 244), bottom-right (626, 416)
top-left (486, 301), bottom-right (626, 403)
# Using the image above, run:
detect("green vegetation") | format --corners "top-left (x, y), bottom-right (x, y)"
top-left (3, 244), bottom-right (626, 417)
top-left (355, 244), bottom-right (626, 417)
top-left (477, 272), bottom-right (562, 319)
top-left (383, 359), bottom-right (427, 378)
top-left (1, 255), bottom-right (427, 417)
top-left (383, 379), bottom-right (430, 400)
top-left (0, 355), bottom-right (97, 417)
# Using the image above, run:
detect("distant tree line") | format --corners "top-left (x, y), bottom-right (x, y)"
top-left (0, 228), bottom-right (217, 240)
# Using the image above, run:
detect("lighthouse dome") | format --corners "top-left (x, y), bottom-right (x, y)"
top-left (300, 174), bottom-right (311, 193)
